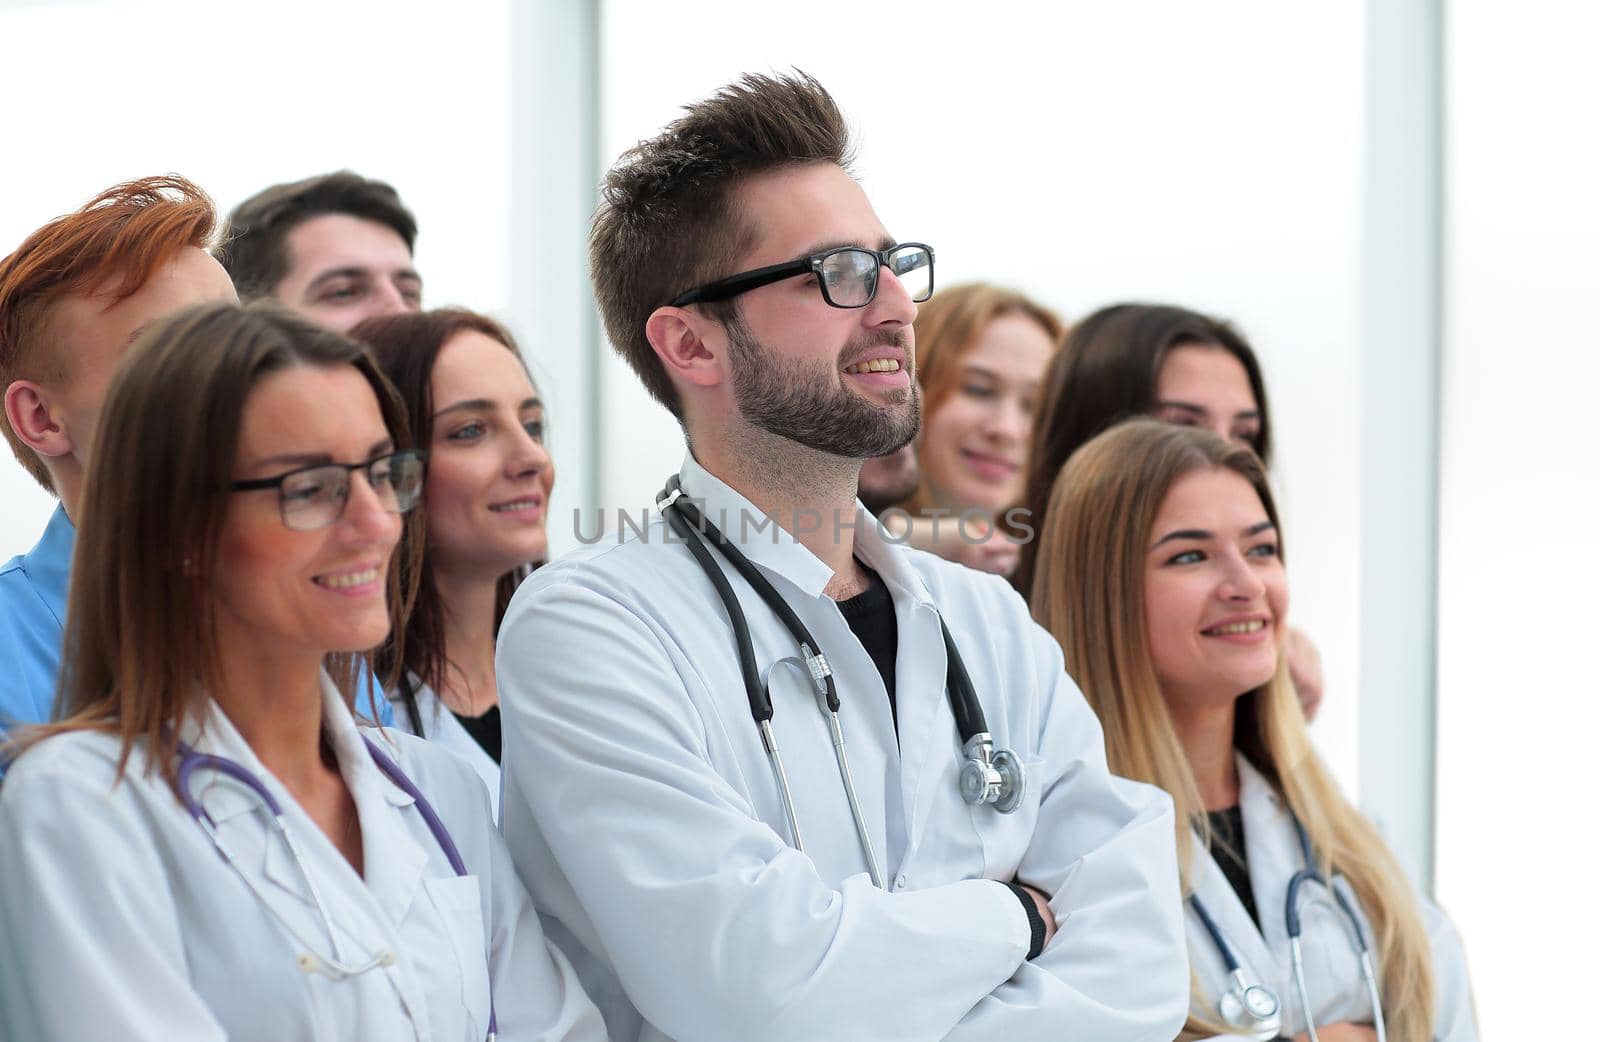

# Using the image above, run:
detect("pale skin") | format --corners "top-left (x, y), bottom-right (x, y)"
top-left (423, 330), bottom-right (553, 718)
top-left (886, 312), bottom-right (1054, 577)
top-left (1153, 343), bottom-right (1326, 723)
top-left (210, 365), bottom-right (406, 873)
top-left (3, 247), bottom-right (237, 522)
top-left (918, 311), bottom-right (1055, 516)
top-left (272, 214), bottom-right (422, 333)
top-left (1146, 468), bottom-right (1371, 1041)
top-left (644, 160), bottom-right (1055, 948)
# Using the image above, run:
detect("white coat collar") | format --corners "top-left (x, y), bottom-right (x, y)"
top-left (177, 673), bottom-right (413, 822)
top-left (176, 673), bottom-right (429, 922)
top-left (674, 452), bottom-right (938, 608)
top-left (1236, 752), bottom-right (1286, 816)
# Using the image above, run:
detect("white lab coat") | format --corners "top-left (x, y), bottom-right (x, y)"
top-left (388, 674), bottom-right (502, 820)
top-left (0, 673), bottom-right (607, 1042)
top-left (1188, 755), bottom-right (1479, 1041)
top-left (496, 454), bottom-right (1189, 1042)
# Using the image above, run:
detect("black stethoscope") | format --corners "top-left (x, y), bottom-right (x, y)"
top-left (657, 475), bottom-right (1027, 889)
top-left (1188, 816), bottom-right (1385, 1042)
top-left (175, 734), bottom-right (497, 1041)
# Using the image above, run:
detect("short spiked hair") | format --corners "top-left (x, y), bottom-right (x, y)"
top-left (589, 70), bottom-right (854, 419)
top-left (0, 175), bottom-right (218, 491)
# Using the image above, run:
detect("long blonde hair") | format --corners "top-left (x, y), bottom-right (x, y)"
top-left (1030, 419), bottom-right (1434, 1042)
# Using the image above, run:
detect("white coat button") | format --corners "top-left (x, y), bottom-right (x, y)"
top-left (893, 874), bottom-right (908, 889)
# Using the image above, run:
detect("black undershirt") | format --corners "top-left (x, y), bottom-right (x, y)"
top-left (451, 704), bottom-right (503, 764)
top-left (1207, 805), bottom-right (1260, 927)
top-left (836, 562), bottom-right (899, 730)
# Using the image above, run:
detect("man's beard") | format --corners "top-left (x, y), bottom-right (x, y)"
top-left (725, 314), bottom-right (921, 460)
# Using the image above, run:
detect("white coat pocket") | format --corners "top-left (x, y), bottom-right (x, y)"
top-left (422, 874), bottom-right (492, 1034)
top-left (972, 755), bottom-right (1045, 879)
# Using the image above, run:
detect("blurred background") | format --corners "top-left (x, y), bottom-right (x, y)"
top-left (1, 1), bottom-right (1594, 1033)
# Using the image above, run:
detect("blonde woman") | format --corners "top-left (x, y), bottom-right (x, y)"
top-left (884, 282), bottom-right (1063, 576)
top-left (1031, 419), bottom-right (1475, 1042)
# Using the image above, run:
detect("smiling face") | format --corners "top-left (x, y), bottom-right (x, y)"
top-left (1143, 466), bottom-right (1288, 713)
top-left (424, 329), bottom-right (553, 578)
top-left (1152, 343), bottom-right (1261, 450)
top-left (211, 364), bottom-right (403, 664)
top-left (713, 163), bottom-right (922, 459)
top-left (273, 214), bottom-right (422, 332)
top-left (918, 310), bottom-right (1055, 513)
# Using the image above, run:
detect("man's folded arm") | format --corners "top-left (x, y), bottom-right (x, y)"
top-left (499, 577), bottom-right (1035, 1042)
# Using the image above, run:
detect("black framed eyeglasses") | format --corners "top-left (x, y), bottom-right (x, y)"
top-left (670, 242), bottom-right (935, 310)
top-left (229, 449), bottom-right (427, 532)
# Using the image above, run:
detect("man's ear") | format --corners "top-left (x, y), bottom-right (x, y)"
top-left (645, 306), bottom-right (726, 391)
top-left (4, 380), bottom-right (73, 461)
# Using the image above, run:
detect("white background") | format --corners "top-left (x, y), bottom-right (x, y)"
top-left (1434, 0), bottom-right (1599, 1027)
top-left (0, 0), bottom-right (521, 545)
top-left (597, 0), bottom-right (1367, 814)
top-left (2, 1), bottom-right (1591, 1035)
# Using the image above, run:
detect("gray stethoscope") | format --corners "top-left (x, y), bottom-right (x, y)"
top-left (658, 476), bottom-right (1026, 890)
top-left (1189, 816), bottom-right (1385, 1042)
top-left (175, 734), bottom-right (497, 1042)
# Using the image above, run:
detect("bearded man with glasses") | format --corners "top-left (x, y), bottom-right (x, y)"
top-left (497, 71), bottom-right (1189, 1042)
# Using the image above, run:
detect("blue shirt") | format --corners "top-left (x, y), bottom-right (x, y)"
top-left (0, 505), bottom-right (393, 745)
top-left (0, 505), bottom-right (73, 733)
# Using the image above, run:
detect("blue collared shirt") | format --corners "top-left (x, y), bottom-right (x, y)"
top-left (0, 505), bottom-right (73, 733)
top-left (0, 505), bottom-right (393, 746)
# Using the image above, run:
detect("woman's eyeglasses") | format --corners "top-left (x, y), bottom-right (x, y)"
top-left (229, 449), bottom-right (427, 531)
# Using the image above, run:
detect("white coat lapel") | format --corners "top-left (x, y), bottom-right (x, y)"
top-left (1238, 756), bottom-right (1377, 1027)
top-left (324, 688), bottom-right (430, 928)
top-left (178, 703), bottom-right (318, 907)
top-left (1188, 826), bottom-right (1282, 997)
top-left (1238, 754), bottom-right (1296, 954)
top-left (854, 521), bottom-right (949, 864)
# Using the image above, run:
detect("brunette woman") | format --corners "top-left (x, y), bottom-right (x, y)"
top-left (354, 309), bottom-right (553, 817)
top-left (1016, 303), bottom-right (1325, 719)
top-left (0, 303), bottom-right (604, 1041)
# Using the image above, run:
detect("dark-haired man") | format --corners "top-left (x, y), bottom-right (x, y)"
top-left (857, 441), bottom-right (920, 514)
top-left (222, 171), bottom-right (422, 332)
top-left (498, 73), bottom-right (1187, 1042)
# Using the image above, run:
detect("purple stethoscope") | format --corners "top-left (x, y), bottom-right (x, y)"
top-left (175, 734), bottom-right (497, 1042)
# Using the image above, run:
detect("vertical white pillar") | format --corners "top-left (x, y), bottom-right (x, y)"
top-left (508, 0), bottom-right (601, 556)
top-left (1357, 0), bottom-right (1442, 891)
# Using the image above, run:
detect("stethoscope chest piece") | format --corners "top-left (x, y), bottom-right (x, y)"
top-left (958, 733), bottom-right (1026, 813)
top-left (1218, 977), bottom-right (1282, 1039)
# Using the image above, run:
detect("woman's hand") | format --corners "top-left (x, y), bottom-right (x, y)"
top-left (1285, 626), bottom-right (1325, 723)
top-left (1291, 1024), bottom-right (1377, 1042)
top-left (890, 513), bottom-right (1020, 576)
